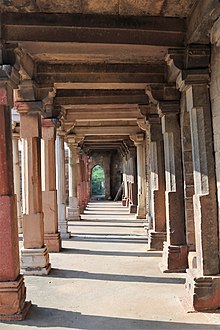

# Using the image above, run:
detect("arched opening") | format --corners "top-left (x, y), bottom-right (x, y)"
top-left (91, 164), bottom-right (105, 198)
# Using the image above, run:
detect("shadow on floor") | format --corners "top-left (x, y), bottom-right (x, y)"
top-left (79, 219), bottom-right (144, 223)
top-left (2, 305), bottom-right (219, 329)
top-left (49, 268), bottom-right (185, 285)
top-left (72, 232), bottom-right (146, 237)
top-left (70, 237), bottom-right (147, 244)
top-left (61, 248), bottom-right (161, 258)
top-left (68, 223), bottom-right (143, 228)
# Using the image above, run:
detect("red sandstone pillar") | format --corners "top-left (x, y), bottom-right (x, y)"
top-left (182, 76), bottom-right (220, 311)
top-left (17, 103), bottom-right (51, 275)
top-left (41, 119), bottom-right (61, 252)
top-left (159, 102), bottom-right (187, 272)
top-left (147, 115), bottom-right (166, 251)
top-left (0, 86), bottom-right (31, 320)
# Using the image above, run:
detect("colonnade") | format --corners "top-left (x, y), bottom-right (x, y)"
top-left (2, 41), bottom-right (220, 320)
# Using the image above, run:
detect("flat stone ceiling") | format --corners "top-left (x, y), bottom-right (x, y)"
top-left (1, 0), bottom-right (198, 18)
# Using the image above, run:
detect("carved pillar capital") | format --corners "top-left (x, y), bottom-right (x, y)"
top-left (130, 132), bottom-right (145, 145)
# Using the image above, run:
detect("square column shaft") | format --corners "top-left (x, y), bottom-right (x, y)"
top-left (160, 105), bottom-right (187, 272)
top-left (17, 104), bottom-right (51, 275)
top-left (42, 119), bottom-right (61, 252)
top-left (67, 136), bottom-right (81, 220)
top-left (0, 86), bottom-right (30, 320)
top-left (183, 77), bottom-right (220, 311)
top-left (148, 116), bottom-right (166, 251)
top-left (130, 133), bottom-right (147, 219)
top-left (56, 132), bottom-right (71, 238)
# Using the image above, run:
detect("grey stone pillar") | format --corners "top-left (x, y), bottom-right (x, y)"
top-left (67, 136), bottom-right (80, 220)
top-left (147, 115), bottom-right (166, 251)
top-left (56, 132), bottom-right (71, 238)
top-left (12, 132), bottom-right (23, 234)
top-left (181, 72), bottom-right (220, 311)
top-left (159, 102), bottom-right (187, 272)
top-left (130, 133), bottom-right (147, 219)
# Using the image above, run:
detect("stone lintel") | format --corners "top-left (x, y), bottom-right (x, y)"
top-left (0, 275), bottom-right (31, 321)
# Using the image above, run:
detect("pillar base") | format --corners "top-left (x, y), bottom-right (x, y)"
top-left (130, 204), bottom-right (137, 214)
top-left (182, 269), bottom-right (220, 311)
top-left (160, 242), bottom-right (188, 273)
top-left (20, 245), bottom-right (51, 275)
top-left (147, 231), bottom-right (166, 251)
top-left (122, 198), bottom-right (127, 206)
top-left (0, 275), bottom-right (31, 320)
top-left (58, 220), bottom-right (71, 239)
top-left (136, 205), bottom-right (146, 219)
top-left (44, 232), bottom-right (61, 252)
top-left (67, 207), bottom-right (80, 221)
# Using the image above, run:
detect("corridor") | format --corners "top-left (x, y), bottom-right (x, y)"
top-left (2, 202), bottom-right (220, 330)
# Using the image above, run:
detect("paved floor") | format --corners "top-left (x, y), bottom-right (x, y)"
top-left (1, 201), bottom-right (220, 330)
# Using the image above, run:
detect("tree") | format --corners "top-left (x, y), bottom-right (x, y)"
top-left (92, 165), bottom-right (105, 195)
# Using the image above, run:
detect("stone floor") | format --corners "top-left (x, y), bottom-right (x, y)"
top-left (1, 201), bottom-right (220, 330)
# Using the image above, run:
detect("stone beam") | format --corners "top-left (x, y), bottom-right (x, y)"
top-left (65, 108), bottom-right (143, 122)
top-left (36, 62), bottom-right (165, 86)
top-left (55, 89), bottom-right (148, 105)
top-left (70, 125), bottom-right (142, 136)
top-left (2, 13), bottom-right (185, 47)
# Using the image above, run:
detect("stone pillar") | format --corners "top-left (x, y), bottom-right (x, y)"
top-left (180, 94), bottom-right (196, 253)
top-left (129, 148), bottom-right (138, 213)
top-left (159, 102), bottom-right (187, 272)
top-left (17, 104), bottom-right (51, 275)
top-left (122, 158), bottom-right (129, 206)
top-left (12, 132), bottom-right (23, 234)
top-left (41, 119), bottom-right (61, 252)
top-left (130, 133), bottom-right (147, 219)
top-left (147, 115), bottom-right (166, 251)
top-left (56, 132), bottom-right (71, 238)
top-left (182, 77), bottom-right (220, 311)
top-left (0, 85), bottom-right (31, 320)
top-left (67, 137), bottom-right (80, 220)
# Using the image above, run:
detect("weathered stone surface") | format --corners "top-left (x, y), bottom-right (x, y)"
top-left (20, 246), bottom-right (51, 275)
top-left (0, 275), bottom-right (31, 320)
top-left (0, 195), bottom-right (20, 281)
top-left (0, 0), bottom-right (197, 17)
top-left (184, 269), bottom-right (220, 311)
top-left (161, 242), bottom-right (188, 273)
top-left (44, 233), bottom-right (61, 252)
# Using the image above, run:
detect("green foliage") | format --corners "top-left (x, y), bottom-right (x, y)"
top-left (92, 165), bottom-right (105, 195)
